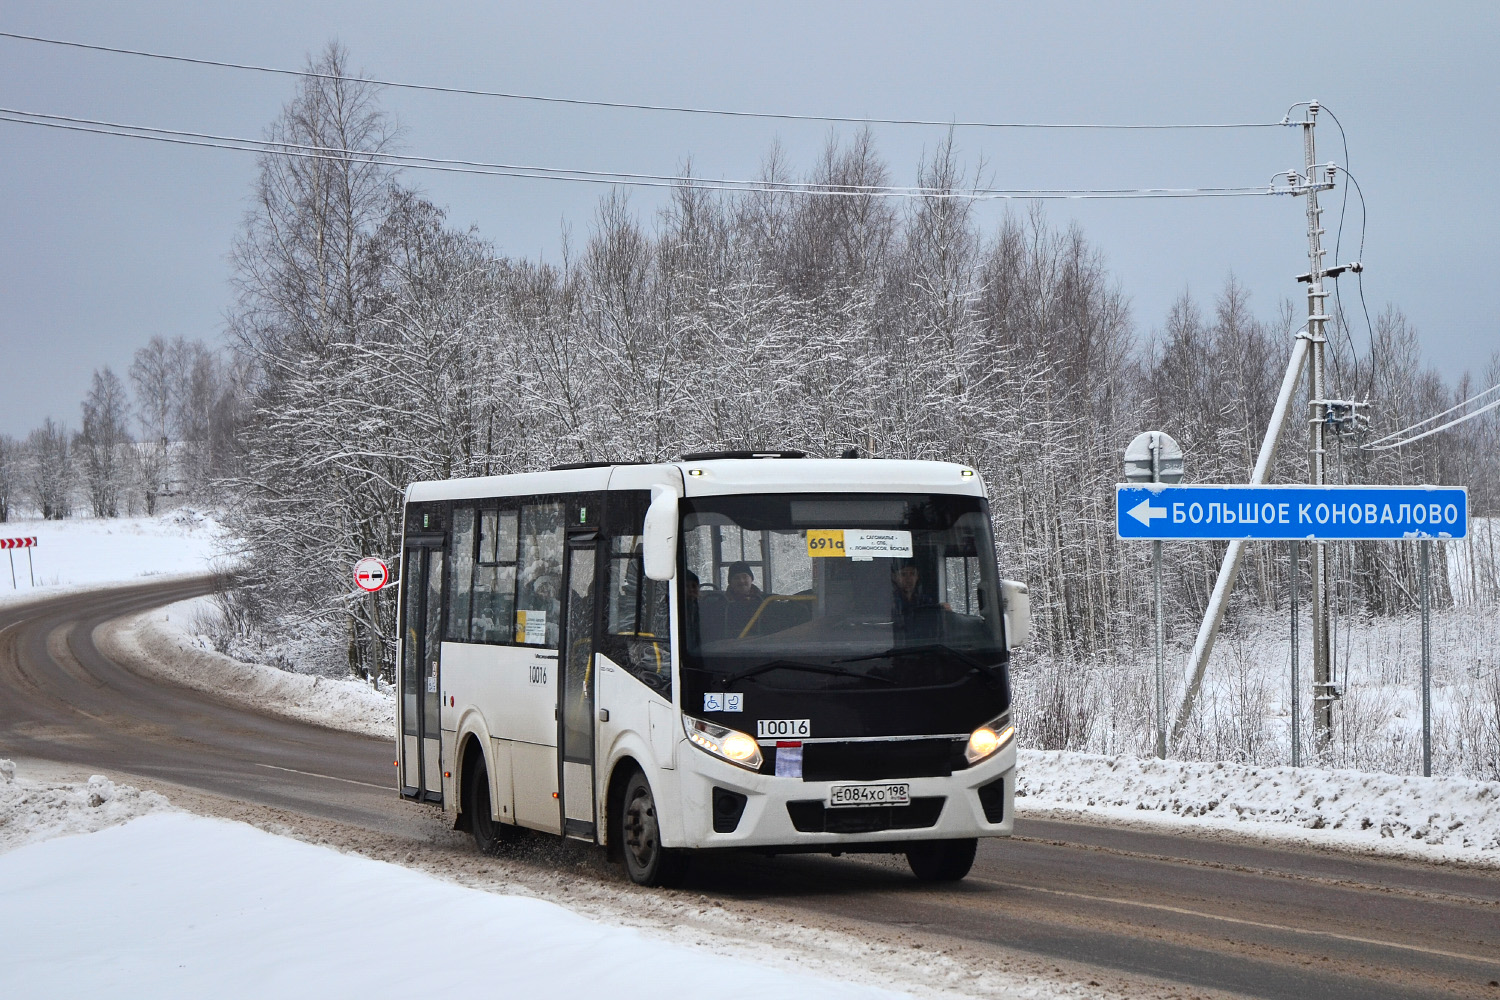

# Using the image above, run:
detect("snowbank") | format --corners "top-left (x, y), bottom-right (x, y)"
top-left (0, 760), bottom-right (170, 853)
top-left (0, 509), bottom-right (227, 606)
top-left (101, 597), bottom-right (395, 740)
top-left (1018, 748), bottom-right (1500, 866)
top-left (0, 805), bottom-right (910, 1000)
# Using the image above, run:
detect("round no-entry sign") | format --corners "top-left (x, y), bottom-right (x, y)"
top-left (353, 556), bottom-right (390, 593)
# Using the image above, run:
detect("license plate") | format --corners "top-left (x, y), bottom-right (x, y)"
top-left (827, 782), bottom-right (910, 808)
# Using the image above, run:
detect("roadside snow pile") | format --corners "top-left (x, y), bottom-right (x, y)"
top-left (0, 811), bottom-right (911, 1000)
top-left (1018, 749), bottom-right (1500, 863)
top-left (0, 509), bottom-right (228, 604)
top-left (0, 760), bottom-right (170, 853)
top-left (99, 597), bottom-right (395, 740)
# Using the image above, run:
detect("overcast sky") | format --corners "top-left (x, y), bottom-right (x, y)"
top-left (2, 1), bottom-right (1497, 439)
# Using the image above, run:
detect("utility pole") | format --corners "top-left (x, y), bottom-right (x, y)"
top-left (1291, 102), bottom-right (1337, 753)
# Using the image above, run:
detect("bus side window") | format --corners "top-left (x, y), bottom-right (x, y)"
top-left (448, 507), bottom-right (476, 640)
top-left (603, 535), bottom-right (671, 696)
top-left (473, 508), bottom-right (518, 643)
top-left (517, 503), bottom-right (565, 647)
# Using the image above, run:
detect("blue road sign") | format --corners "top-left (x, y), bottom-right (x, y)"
top-left (1116, 485), bottom-right (1468, 541)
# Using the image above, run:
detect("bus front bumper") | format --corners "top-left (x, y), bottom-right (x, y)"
top-left (670, 739), bottom-right (1016, 851)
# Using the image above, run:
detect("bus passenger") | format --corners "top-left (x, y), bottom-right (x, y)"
top-left (892, 560), bottom-right (947, 640)
top-left (722, 561), bottom-right (763, 638)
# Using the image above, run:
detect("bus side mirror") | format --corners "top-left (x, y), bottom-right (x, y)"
top-left (643, 485), bottom-right (679, 582)
top-left (1000, 579), bottom-right (1030, 650)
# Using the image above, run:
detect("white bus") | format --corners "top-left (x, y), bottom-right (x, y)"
top-left (397, 452), bottom-right (1028, 885)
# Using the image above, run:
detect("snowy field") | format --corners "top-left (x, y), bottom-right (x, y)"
top-left (0, 509), bottom-right (226, 604)
top-left (1013, 601), bottom-right (1500, 783)
top-left (0, 766), bottom-right (914, 1000)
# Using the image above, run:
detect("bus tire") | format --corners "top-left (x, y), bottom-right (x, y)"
top-left (464, 758), bottom-right (506, 856)
top-left (618, 769), bottom-right (685, 887)
top-left (905, 838), bottom-right (977, 882)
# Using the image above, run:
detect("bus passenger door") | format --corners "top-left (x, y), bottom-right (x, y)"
top-left (401, 541), bottom-right (445, 803)
top-left (558, 532), bottom-right (599, 839)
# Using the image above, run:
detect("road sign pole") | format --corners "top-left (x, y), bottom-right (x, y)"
top-left (1123, 431), bottom-right (1182, 759)
top-left (367, 590), bottom-right (382, 687)
top-left (7, 550), bottom-right (14, 589)
top-left (1150, 432), bottom-right (1166, 759)
top-left (352, 555), bottom-right (392, 686)
top-left (1290, 539), bottom-right (1301, 767)
top-left (27, 546), bottom-right (33, 587)
top-left (1153, 538), bottom-right (1165, 758)
top-left (1420, 540), bottom-right (1432, 777)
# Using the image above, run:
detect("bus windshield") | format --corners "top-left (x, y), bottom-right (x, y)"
top-left (679, 493), bottom-right (1008, 696)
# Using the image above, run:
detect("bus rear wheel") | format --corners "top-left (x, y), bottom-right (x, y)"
top-left (618, 770), bottom-right (685, 887)
top-left (465, 760), bottom-right (507, 855)
top-left (905, 838), bottom-right (977, 882)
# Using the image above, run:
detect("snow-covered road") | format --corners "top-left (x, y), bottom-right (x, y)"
top-left (3, 515), bottom-right (1498, 999)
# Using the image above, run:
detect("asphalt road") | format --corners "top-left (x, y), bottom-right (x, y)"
top-left (2, 579), bottom-right (1497, 999)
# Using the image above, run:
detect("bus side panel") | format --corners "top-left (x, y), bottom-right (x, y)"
top-left (512, 742), bottom-right (560, 833)
top-left (490, 646), bottom-right (557, 746)
top-left (488, 737), bottom-right (516, 824)
top-left (441, 728), bottom-right (456, 810)
top-left (443, 641), bottom-right (555, 829)
top-left (596, 655), bottom-right (685, 845)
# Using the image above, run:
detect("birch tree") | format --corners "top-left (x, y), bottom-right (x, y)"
top-left (25, 418), bottom-right (72, 520)
top-left (0, 435), bottom-right (18, 522)
top-left (76, 367), bottom-right (133, 518)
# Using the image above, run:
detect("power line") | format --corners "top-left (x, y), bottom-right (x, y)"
top-left (1360, 397), bottom-right (1500, 450)
top-left (0, 30), bottom-right (1292, 132)
top-left (1365, 381), bottom-right (1500, 444)
top-left (1321, 104), bottom-right (1378, 399)
top-left (0, 108), bottom-right (1286, 201)
top-left (1361, 383), bottom-right (1500, 451)
top-left (1324, 105), bottom-right (1362, 396)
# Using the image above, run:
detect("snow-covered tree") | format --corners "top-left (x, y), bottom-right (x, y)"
top-left (76, 367), bottom-right (133, 518)
top-left (25, 418), bottom-right (72, 520)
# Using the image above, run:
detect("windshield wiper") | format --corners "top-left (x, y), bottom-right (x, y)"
top-left (835, 643), bottom-right (997, 673)
top-left (724, 659), bottom-right (897, 686)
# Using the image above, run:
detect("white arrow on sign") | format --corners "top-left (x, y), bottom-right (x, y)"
top-left (1128, 498), bottom-right (1168, 526)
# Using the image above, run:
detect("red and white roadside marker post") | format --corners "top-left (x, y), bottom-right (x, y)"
top-left (353, 556), bottom-right (390, 687)
top-left (0, 536), bottom-right (37, 589)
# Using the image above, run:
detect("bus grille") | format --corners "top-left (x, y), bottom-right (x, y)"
top-left (783, 739), bottom-right (963, 781)
top-left (786, 797), bottom-right (945, 834)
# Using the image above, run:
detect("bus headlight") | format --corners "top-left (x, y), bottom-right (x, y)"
top-left (965, 719), bottom-right (1014, 766)
top-left (683, 716), bottom-right (764, 771)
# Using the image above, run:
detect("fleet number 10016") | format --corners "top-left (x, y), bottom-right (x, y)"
top-left (756, 719), bottom-right (811, 738)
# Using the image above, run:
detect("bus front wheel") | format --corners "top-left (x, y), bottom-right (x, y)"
top-left (618, 770), bottom-right (685, 887)
top-left (905, 838), bottom-right (977, 881)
